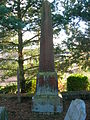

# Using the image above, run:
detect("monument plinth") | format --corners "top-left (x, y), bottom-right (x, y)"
top-left (32, 0), bottom-right (63, 113)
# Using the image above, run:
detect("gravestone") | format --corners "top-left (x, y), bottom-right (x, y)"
top-left (32, 0), bottom-right (63, 113)
top-left (0, 107), bottom-right (8, 120)
top-left (64, 99), bottom-right (86, 120)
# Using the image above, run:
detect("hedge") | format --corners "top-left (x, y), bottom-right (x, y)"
top-left (67, 74), bottom-right (89, 91)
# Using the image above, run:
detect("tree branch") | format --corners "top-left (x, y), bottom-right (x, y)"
top-left (21, 0), bottom-right (31, 18)
top-left (0, 68), bottom-right (17, 71)
top-left (0, 58), bottom-right (18, 62)
top-left (24, 65), bottom-right (39, 72)
top-left (23, 34), bottom-right (39, 46)
top-left (23, 54), bottom-right (39, 61)
top-left (0, 41), bottom-right (18, 46)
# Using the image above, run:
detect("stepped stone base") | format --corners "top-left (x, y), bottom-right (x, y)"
top-left (32, 72), bottom-right (63, 113)
top-left (32, 94), bottom-right (63, 113)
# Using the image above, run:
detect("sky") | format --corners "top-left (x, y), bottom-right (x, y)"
top-left (23, 29), bottom-right (67, 47)
top-left (48, 0), bottom-right (54, 2)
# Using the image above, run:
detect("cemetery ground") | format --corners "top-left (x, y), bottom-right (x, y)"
top-left (0, 92), bottom-right (90, 120)
top-left (0, 70), bottom-right (90, 119)
top-left (0, 71), bottom-right (90, 120)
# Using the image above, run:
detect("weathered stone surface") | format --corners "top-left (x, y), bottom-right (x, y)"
top-left (64, 99), bottom-right (86, 120)
top-left (32, 95), bottom-right (63, 113)
top-left (0, 107), bottom-right (8, 120)
top-left (39, 0), bottom-right (54, 72)
top-left (32, 72), bottom-right (63, 113)
top-left (36, 72), bottom-right (58, 95)
top-left (32, 0), bottom-right (63, 113)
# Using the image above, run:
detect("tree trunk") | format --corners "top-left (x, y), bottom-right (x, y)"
top-left (17, 0), bottom-right (25, 93)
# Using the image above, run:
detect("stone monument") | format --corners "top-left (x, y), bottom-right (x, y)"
top-left (64, 99), bottom-right (86, 120)
top-left (32, 0), bottom-right (63, 113)
top-left (0, 107), bottom-right (8, 120)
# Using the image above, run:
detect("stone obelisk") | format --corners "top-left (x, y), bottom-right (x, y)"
top-left (32, 0), bottom-right (63, 113)
top-left (39, 0), bottom-right (54, 72)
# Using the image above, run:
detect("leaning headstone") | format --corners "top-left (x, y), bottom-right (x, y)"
top-left (0, 107), bottom-right (8, 120)
top-left (64, 99), bottom-right (86, 120)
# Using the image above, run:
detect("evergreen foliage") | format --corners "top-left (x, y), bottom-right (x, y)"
top-left (67, 74), bottom-right (89, 91)
top-left (0, 0), bottom-right (90, 93)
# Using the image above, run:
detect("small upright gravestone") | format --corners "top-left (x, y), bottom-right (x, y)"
top-left (0, 107), bottom-right (8, 120)
top-left (64, 99), bottom-right (86, 120)
top-left (32, 0), bottom-right (63, 113)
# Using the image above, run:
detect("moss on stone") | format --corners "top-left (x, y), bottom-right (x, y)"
top-left (38, 72), bottom-right (57, 77)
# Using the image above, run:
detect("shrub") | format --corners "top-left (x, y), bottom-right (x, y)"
top-left (67, 74), bottom-right (89, 91)
top-left (25, 79), bottom-right (36, 94)
top-left (25, 80), bottom-right (32, 93)
top-left (87, 83), bottom-right (90, 91)
top-left (0, 84), bottom-right (17, 94)
top-left (58, 80), bottom-right (67, 92)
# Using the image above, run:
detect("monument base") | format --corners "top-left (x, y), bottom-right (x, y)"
top-left (32, 94), bottom-right (63, 113)
top-left (32, 72), bottom-right (63, 113)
